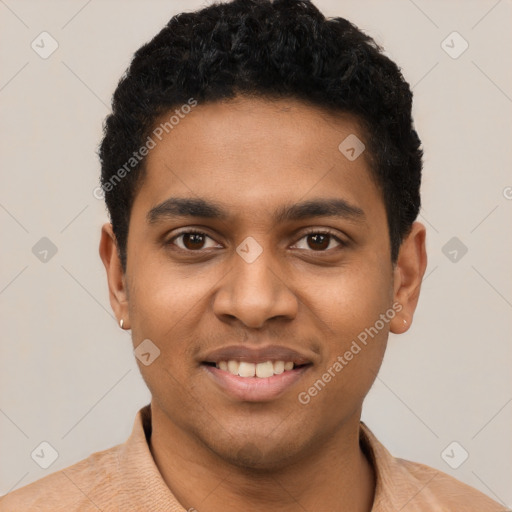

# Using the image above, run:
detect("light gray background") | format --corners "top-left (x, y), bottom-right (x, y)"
top-left (1, 0), bottom-right (511, 506)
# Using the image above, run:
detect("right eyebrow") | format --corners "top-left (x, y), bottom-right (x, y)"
top-left (147, 197), bottom-right (228, 224)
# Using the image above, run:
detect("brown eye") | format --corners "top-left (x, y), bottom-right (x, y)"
top-left (306, 233), bottom-right (330, 251)
top-left (182, 233), bottom-right (206, 250)
top-left (170, 231), bottom-right (220, 251)
top-left (293, 231), bottom-right (344, 252)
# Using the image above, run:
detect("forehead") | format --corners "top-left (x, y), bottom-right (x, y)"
top-left (132, 97), bottom-right (384, 226)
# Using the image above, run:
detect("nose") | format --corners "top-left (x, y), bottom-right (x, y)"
top-left (212, 244), bottom-right (299, 329)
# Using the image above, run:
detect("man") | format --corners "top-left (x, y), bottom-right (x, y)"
top-left (1, 0), bottom-right (506, 510)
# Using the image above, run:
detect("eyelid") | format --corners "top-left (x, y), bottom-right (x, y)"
top-left (166, 226), bottom-right (347, 253)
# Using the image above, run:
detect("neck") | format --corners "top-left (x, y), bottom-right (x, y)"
top-left (149, 404), bottom-right (375, 512)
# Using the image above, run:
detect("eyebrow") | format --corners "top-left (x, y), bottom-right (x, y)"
top-left (147, 197), bottom-right (366, 225)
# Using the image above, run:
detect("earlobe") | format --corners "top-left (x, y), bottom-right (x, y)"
top-left (99, 223), bottom-right (130, 329)
top-left (390, 316), bottom-right (410, 335)
top-left (389, 222), bottom-right (427, 335)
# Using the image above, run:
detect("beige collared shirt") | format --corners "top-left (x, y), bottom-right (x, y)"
top-left (0, 404), bottom-right (507, 511)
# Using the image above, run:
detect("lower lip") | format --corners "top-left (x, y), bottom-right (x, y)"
top-left (203, 365), bottom-right (311, 402)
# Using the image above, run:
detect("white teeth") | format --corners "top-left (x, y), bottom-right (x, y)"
top-left (238, 361), bottom-right (256, 377)
top-left (227, 360), bottom-right (240, 375)
top-left (217, 360), bottom-right (297, 377)
top-left (256, 361), bottom-right (274, 378)
top-left (273, 360), bottom-right (285, 374)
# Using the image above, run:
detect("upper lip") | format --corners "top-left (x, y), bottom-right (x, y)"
top-left (201, 345), bottom-right (314, 365)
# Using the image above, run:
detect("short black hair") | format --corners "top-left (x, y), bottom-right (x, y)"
top-left (99, 0), bottom-right (422, 270)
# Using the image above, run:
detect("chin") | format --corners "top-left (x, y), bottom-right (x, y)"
top-left (209, 434), bottom-right (308, 472)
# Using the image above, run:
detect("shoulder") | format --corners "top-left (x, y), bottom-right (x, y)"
top-left (360, 423), bottom-right (508, 512)
top-left (0, 443), bottom-right (124, 512)
top-left (394, 457), bottom-right (508, 511)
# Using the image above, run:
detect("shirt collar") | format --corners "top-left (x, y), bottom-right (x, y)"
top-left (119, 405), bottom-right (438, 511)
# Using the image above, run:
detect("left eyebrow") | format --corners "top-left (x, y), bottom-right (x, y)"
top-left (274, 198), bottom-right (366, 224)
top-left (146, 197), bottom-right (366, 225)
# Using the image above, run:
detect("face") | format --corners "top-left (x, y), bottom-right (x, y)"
top-left (101, 97), bottom-right (426, 470)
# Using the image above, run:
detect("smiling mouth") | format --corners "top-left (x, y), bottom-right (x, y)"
top-left (202, 360), bottom-right (311, 378)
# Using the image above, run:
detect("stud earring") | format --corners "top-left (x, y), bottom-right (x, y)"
top-left (119, 319), bottom-right (124, 329)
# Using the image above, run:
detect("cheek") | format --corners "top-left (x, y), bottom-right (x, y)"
top-left (302, 257), bottom-right (392, 394)
top-left (309, 256), bottom-right (393, 337)
top-left (128, 259), bottom-right (202, 334)
top-left (126, 268), bottom-right (203, 413)
top-left (127, 263), bottom-right (217, 375)
top-left (297, 288), bottom-right (391, 423)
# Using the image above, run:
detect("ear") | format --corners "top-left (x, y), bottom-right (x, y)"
top-left (99, 223), bottom-right (130, 329)
top-left (389, 221), bottom-right (427, 335)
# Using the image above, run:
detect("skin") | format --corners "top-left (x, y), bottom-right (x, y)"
top-left (100, 97), bottom-right (427, 512)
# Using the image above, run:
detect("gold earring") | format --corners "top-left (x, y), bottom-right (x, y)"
top-left (119, 319), bottom-right (124, 329)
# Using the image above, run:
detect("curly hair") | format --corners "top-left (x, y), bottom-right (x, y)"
top-left (98, 0), bottom-right (422, 270)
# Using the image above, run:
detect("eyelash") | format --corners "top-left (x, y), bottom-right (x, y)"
top-left (166, 228), bottom-right (346, 253)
